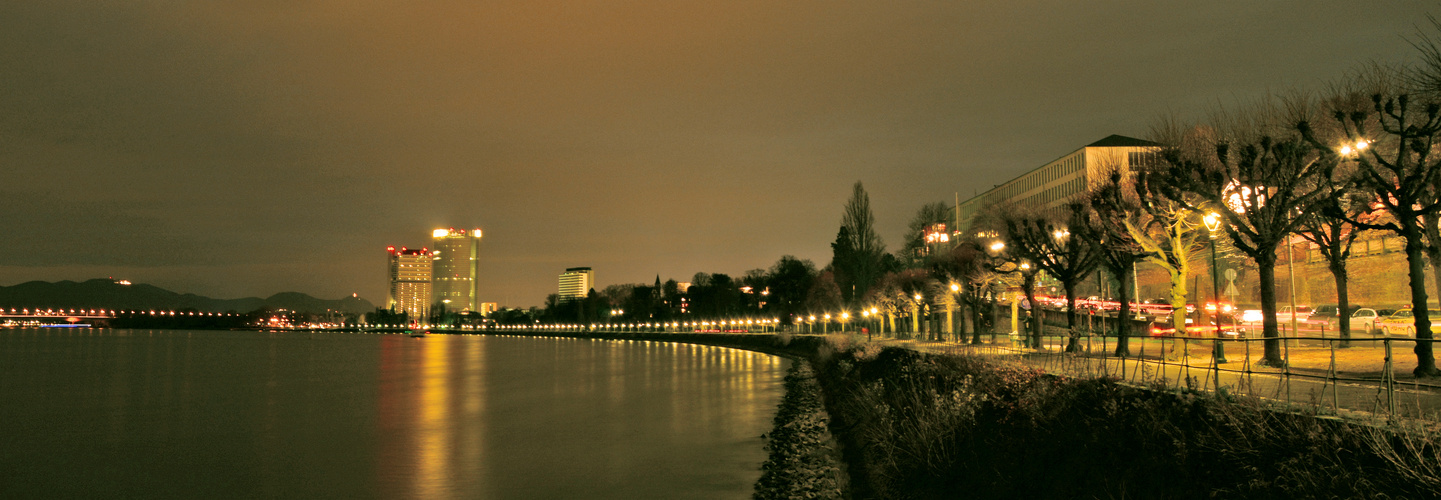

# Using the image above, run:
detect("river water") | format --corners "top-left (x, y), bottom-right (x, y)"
top-left (0, 329), bottom-right (790, 499)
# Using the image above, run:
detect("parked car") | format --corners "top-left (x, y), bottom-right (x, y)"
top-left (1348, 308), bottom-right (1384, 335)
top-left (1305, 304), bottom-right (1362, 329)
top-left (1275, 305), bottom-right (1312, 323)
top-left (1378, 309), bottom-right (1420, 337)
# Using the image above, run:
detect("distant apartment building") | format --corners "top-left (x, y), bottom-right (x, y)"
top-left (558, 267), bottom-right (593, 302)
top-left (431, 228), bottom-right (483, 312)
top-left (387, 246), bottom-right (434, 320)
top-left (956, 135), bottom-right (1160, 232)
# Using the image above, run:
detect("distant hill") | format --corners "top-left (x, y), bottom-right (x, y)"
top-left (0, 279), bottom-right (374, 315)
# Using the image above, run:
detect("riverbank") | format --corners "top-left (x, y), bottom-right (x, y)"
top-left (481, 329), bottom-right (1441, 498)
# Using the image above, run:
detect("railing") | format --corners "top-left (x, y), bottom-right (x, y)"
top-left (935, 330), bottom-right (1441, 421)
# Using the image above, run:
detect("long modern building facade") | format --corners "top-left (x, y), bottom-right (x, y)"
top-left (558, 267), bottom-right (593, 302)
top-left (431, 228), bottom-right (483, 312)
top-left (387, 246), bottom-right (434, 320)
top-left (957, 134), bottom-right (1159, 232)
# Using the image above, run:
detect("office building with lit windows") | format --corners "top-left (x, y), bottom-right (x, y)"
top-left (387, 246), bottom-right (433, 320)
top-left (431, 228), bottom-right (483, 312)
top-left (558, 267), bottom-right (592, 302)
top-left (956, 134), bottom-right (1160, 231)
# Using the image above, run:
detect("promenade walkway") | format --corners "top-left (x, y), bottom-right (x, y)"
top-left (882, 331), bottom-right (1441, 421)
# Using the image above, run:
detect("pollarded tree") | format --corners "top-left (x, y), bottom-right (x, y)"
top-left (972, 203), bottom-right (1045, 348)
top-left (941, 236), bottom-right (1009, 344)
top-left (1295, 187), bottom-right (1374, 347)
top-left (1004, 203), bottom-right (1101, 353)
top-left (1087, 171), bottom-right (1150, 357)
top-left (865, 272), bottom-right (904, 336)
top-left (1299, 82), bottom-right (1441, 376)
top-left (1151, 114), bottom-right (1336, 368)
top-left (1128, 161), bottom-right (1208, 361)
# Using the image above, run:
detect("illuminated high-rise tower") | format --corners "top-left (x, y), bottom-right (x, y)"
top-left (387, 246), bottom-right (433, 321)
top-left (558, 267), bottom-right (592, 302)
top-left (431, 228), bottom-right (483, 312)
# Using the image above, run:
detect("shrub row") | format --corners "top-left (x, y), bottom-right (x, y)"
top-left (811, 345), bottom-right (1439, 499)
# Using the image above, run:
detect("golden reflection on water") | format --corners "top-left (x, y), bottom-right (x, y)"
top-left (415, 335), bottom-right (451, 499)
top-left (372, 334), bottom-right (787, 499)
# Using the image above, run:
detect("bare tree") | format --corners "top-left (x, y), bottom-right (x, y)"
top-left (972, 203), bottom-right (1044, 348)
top-left (1299, 73), bottom-right (1441, 376)
top-left (1126, 156), bottom-right (1208, 361)
top-left (1004, 203), bottom-right (1101, 352)
top-left (1088, 171), bottom-right (1150, 357)
top-left (1295, 187), bottom-right (1373, 347)
top-left (953, 242), bottom-right (1007, 345)
top-left (1150, 107), bottom-right (1336, 368)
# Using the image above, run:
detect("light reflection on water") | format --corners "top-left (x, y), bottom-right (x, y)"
top-left (0, 329), bottom-right (788, 499)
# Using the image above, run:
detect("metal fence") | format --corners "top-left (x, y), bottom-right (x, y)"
top-left (931, 330), bottom-right (1441, 421)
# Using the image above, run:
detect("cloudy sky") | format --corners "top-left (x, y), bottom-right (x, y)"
top-left (0, 1), bottom-right (1430, 307)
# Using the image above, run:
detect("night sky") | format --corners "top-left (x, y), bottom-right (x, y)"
top-left (0, 1), bottom-right (1429, 307)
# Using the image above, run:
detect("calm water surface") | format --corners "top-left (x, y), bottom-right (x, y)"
top-left (0, 329), bottom-right (790, 499)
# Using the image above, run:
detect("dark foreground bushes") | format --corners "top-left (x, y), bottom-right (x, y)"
top-left (813, 345), bottom-right (1440, 499)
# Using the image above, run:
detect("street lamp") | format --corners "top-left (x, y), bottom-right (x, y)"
top-left (861, 310), bottom-right (872, 340)
top-left (948, 282), bottom-right (961, 341)
top-left (869, 306), bottom-right (880, 338)
top-left (1338, 139), bottom-right (1369, 156)
top-left (1203, 212), bottom-right (1228, 364)
top-left (913, 293), bottom-right (924, 339)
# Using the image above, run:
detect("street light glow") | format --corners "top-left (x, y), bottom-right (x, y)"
top-left (1204, 212), bottom-right (1221, 232)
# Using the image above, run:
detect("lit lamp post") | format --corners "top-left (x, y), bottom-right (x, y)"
top-left (948, 282), bottom-right (960, 341)
top-left (823, 313), bottom-right (831, 334)
top-left (1204, 212), bottom-right (1228, 364)
top-left (869, 307), bottom-right (879, 338)
top-left (862, 310), bottom-right (872, 340)
top-left (840, 312), bottom-right (849, 333)
top-left (808, 315), bottom-right (816, 334)
top-left (913, 293), bottom-right (924, 339)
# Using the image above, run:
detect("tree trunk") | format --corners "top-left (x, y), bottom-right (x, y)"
top-left (910, 303), bottom-right (920, 339)
top-left (969, 302), bottom-right (983, 344)
top-left (1024, 274), bottom-right (1041, 349)
top-left (1256, 253), bottom-right (1284, 368)
top-left (1329, 259), bottom-right (1351, 348)
top-left (1403, 233), bottom-right (1439, 377)
top-left (887, 312), bottom-right (896, 337)
top-left (1166, 269), bottom-right (1189, 361)
top-left (1064, 282), bottom-right (1080, 353)
top-left (1114, 261), bottom-right (1134, 357)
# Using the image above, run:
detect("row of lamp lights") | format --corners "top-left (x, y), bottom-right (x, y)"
top-left (1, 308), bottom-right (239, 317)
